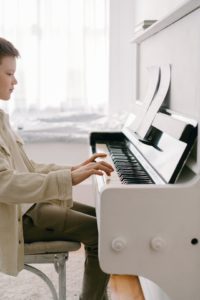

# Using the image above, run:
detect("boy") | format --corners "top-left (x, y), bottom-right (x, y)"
top-left (0, 37), bottom-right (113, 299)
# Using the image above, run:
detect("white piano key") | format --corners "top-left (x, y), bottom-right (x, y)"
top-left (95, 143), bottom-right (121, 184)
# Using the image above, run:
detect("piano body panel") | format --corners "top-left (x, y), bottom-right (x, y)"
top-left (91, 1), bottom-right (200, 299)
top-left (136, 3), bottom-right (200, 119)
top-left (96, 176), bottom-right (200, 300)
top-left (134, 1), bottom-right (200, 173)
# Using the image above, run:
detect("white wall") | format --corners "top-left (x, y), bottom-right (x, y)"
top-left (108, 0), bottom-right (136, 114)
top-left (24, 143), bottom-right (89, 166)
top-left (108, 0), bottom-right (188, 113)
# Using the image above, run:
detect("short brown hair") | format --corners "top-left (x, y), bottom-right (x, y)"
top-left (0, 37), bottom-right (20, 63)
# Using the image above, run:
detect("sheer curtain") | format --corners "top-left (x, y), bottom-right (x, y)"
top-left (0, 0), bottom-right (109, 114)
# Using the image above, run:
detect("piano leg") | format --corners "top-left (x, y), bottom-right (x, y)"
top-left (110, 275), bottom-right (145, 300)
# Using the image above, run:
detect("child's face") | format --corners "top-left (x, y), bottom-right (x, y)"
top-left (0, 56), bottom-right (17, 100)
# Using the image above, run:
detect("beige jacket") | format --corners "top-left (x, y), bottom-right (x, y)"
top-left (0, 110), bottom-right (73, 276)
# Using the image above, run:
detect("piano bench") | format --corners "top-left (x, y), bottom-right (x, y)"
top-left (24, 240), bottom-right (81, 300)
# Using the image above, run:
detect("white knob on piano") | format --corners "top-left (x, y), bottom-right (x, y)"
top-left (150, 236), bottom-right (166, 251)
top-left (111, 237), bottom-right (127, 252)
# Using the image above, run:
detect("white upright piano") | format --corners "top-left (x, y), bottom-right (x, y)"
top-left (90, 1), bottom-right (200, 299)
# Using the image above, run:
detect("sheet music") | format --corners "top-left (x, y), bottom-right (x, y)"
top-left (129, 65), bottom-right (160, 132)
top-left (136, 64), bottom-right (171, 139)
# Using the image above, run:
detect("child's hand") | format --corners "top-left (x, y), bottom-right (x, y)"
top-left (71, 153), bottom-right (108, 171)
top-left (71, 159), bottom-right (114, 185)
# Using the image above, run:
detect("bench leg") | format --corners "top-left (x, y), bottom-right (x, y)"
top-left (54, 253), bottom-right (68, 300)
top-left (24, 264), bottom-right (59, 300)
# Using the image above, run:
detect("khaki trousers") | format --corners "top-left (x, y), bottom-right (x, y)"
top-left (23, 201), bottom-right (109, 300)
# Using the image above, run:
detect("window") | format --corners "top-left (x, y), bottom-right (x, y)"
top-left (0, 0), bottom-right (109, 114)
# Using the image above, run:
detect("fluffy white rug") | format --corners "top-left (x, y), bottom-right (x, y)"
top-left (0, 248), bottom-right (84, 300)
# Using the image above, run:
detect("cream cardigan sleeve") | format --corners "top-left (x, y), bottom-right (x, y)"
top-left (0, 150), bottom-right (72, 207)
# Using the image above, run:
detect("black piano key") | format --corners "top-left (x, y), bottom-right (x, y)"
top-left (107, 142), bottom-right (154, 184)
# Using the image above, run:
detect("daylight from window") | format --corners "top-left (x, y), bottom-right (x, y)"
top-left (0, 0), bottom-right (109, 114)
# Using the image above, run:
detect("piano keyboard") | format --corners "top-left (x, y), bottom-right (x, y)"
top-left (96, 143), bottom-right (155, 185)
top-left (108, 142), bottom-right (154, 184)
